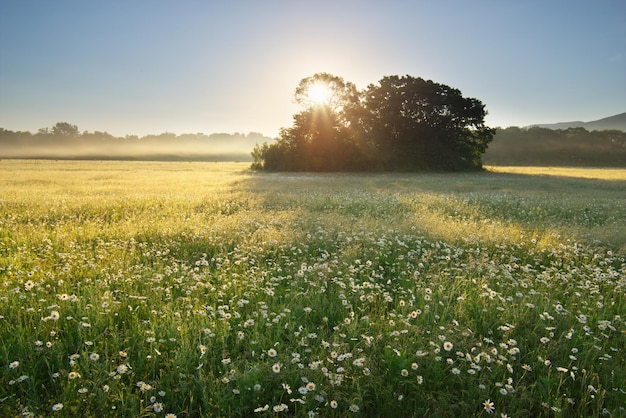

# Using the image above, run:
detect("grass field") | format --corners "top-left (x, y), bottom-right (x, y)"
top-left (1, 160), bottom-right (625, 417)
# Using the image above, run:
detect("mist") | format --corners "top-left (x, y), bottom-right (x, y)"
top-left (0, 127), bottom-right (274, 161)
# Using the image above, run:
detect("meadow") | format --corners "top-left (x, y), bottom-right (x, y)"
top-left (1, 160), bottom-right (624, 417)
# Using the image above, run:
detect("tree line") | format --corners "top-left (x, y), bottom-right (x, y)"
top-left (252, 73), bottom-right (495, 172)
top-left (484, 126), bottom-right (626, 167)
top-left (0, 123), bottom-right (269, 161)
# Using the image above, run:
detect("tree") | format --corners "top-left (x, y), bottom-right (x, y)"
top-left (293, 72), bottom-right (360, 116)
top-left (360, 75), bottom-right (494, 170)
top-left (51, 122), bottom-right (79, 138)
top-left (253, 73), bottom-right (495, 171)
top-left (254, 73), bottom-right (364, 171)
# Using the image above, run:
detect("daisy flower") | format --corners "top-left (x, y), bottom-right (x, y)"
top-left (483, 399), bottom-right (495, 414)
top-left (272, 363), bottom-right (282, 373)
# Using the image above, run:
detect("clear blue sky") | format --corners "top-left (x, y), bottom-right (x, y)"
top-left (1, 0), bottom-right (624, 137)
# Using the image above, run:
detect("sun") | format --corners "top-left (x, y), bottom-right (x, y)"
top-left (306, 82), bottom-right (332, 106)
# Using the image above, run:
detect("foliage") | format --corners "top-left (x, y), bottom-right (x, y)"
top-left (1, 161), bottom-right (625, 417)
top-left (485, 126), bottom-right (626, 167)
top-left (253, 73), bottom-right (495, 172)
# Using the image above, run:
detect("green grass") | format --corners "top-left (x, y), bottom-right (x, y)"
top-left (1, 160), bottom-right (625, 417)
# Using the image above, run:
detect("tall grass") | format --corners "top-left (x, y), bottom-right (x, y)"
top-left (1, 161), bottom-right (624, 417)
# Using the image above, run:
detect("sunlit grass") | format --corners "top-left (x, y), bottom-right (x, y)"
top-left (1, 161), bottom-right (624, 417)
top-left (487, 165), bottom-right (626, 181)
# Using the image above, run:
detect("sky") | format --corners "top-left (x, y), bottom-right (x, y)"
top-left (1, 0), bottom-right (625, 138)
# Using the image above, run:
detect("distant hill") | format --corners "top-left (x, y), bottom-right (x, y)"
top-left (528, 112), bottom-right (626, 131)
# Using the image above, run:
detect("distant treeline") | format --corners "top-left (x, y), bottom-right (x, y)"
top-left (484, 127), bottom-right (626, 167)
top-left (0, 122), bottom-right (269, 161)
top-left (3, 122), bottom-right (625, 167)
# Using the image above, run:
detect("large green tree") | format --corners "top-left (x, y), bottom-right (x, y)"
top-left (253, 73), bottom-right (495, 171)
top-left (361, 75), bottom-right (494, 170)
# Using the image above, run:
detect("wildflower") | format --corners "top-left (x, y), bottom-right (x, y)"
top-left (522, 364), bottom-right (532, 372)
top-left (267, 348), bottom-right (277, 357)
top-left (273, 403), bottom-right (288, 412)
top-left (306, 382), bottom-right (316, 391)
top-left (52, 403), bottom-right (63, 411)
top-left (24, 280), bottom-right (35, 291)
top-left (136, 381), bottom-right (152, 391)
top-left (49, 311), bottom-right (60, 321)
top-left (68, 371), bottom-right (81, 379)
top-left (401, 369), bottom-right (409, 377)
top-left (116, 364), bottom-right (129, 374)
top-left (451, 367), bottom-right (461, 375)
top-left (9, 361), bottom-right (19, 369)
top-left (153, 402), bottom-right (164, 413)
top-left (222, 358), bottom-right (231, 365)
top-left (254, 405), bottom-right (269, 412)
top-left (416, 375), bottom-right (423, 384)
top-left (483, 399), bottom-right (495, 414)
top-left (330, 400), bottom-right (338, 409)
top-left (165, 414), bottom-right (177, 418)
top-left (349, 403), bottom-right (360, 412)
top-left (411, 362), bottom-right (418, 370)
top-left (253, 383), bottom-right (261, 391)
top-left (89, 352), bottom-right (100, 361)
top-left (272, 363), bottom-right (282, 373)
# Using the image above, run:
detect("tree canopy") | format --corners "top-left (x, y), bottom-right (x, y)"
top-left (252, 73), bottom-right (495, 171)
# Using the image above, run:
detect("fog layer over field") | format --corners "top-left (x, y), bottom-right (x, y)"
top-left (0, 128), bottom-right (271, 161)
